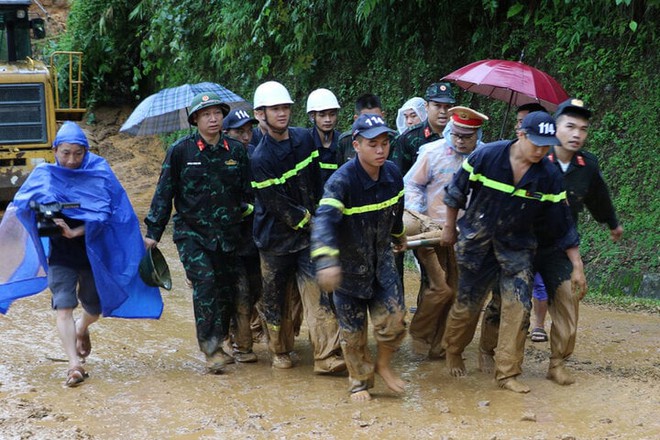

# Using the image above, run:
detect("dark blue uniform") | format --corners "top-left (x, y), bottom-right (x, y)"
top-left (250, 127), bottom-right (342, 370)
top-left (309, 127), bottom-right (341, 183)
top-left (442, 140), bottom-right (578, 383)
top-left (311, 158), bottom-right (407, 392)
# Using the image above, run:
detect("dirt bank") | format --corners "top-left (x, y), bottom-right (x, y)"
top-left (0, 107), bottom-right (658, 439)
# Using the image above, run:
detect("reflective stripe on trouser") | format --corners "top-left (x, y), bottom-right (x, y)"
top-left (443, 259), bottom-right (532, 381)
top-left (175, 239), bottom-right (237, 357)
top-left (333, 288), bottom-right (406, 393)
top-left (259, 249), bottom-right (341, 360)
top-left (233, 254), bottom-right (263, 353)
top-left (409, 245), bottom-right (457, 354)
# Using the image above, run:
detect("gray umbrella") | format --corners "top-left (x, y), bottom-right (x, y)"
top-left (120, 82), bottom-right (248, 136)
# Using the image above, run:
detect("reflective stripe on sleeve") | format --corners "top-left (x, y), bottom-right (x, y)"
top-left (319, 162), bottom-right (339, 170)
top-left (293, 211), bottom-right (311, 230)
top-left (241, 203), bottom-right (254, 218)
top-left (319, 198), bottom-right (345, 211)
top-left (462, 160), bottom-right (566, 203)
top-left (310, 246), bottom-right (340, 258)
top-left (251, 150), bottom-right (320, 189)
top-left (391, 225), bottom-right (406, 238)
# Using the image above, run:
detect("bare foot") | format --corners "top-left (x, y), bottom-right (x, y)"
top-left (350, 390), bottom-right (372, 402)
top-left (478, 352), bottom-right (495, 375)
top-left (375, 364), bottom-right (405, 393)
top-left (447, 353), bottom-right (466, 377)
top-left (498, 378), bottom-right (530, 393)
top-left (547, 365), bottom-right (575, 385)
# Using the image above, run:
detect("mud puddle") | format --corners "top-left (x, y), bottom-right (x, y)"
top-left (0, 107), bottom-right (658, 439)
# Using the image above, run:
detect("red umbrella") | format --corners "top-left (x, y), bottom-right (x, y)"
top-left (442, 59), bottom-right (569, 137)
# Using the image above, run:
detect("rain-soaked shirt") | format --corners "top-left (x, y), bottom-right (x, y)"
top-left (444, 140), bottom-right (579, 274)
top-left (404, 138), bottom-right (470, 224)
top-left (251, 127), bottom-right (323, 255)
top-left (145, 133), bottom-right (251, 252)
top-left (389, 120), bottom-right (442, 176)
top-left (311, 158), bottom-right (406, 299)
top-left (309, 127), bottom-right (341, 184)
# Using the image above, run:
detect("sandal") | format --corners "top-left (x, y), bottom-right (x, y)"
top-left (65, 366), bottom-right (88, 387)
top-left (530, 327), bottom-right (548, 342)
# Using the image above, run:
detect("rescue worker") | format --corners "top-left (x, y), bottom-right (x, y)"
top-left (440, 111), bottom-right (582, 393)
top-left (306, 88), bottom-right (342, 183)
top-left (515, 102), bottom-right (547, 130)
top-left (390, 82), bottom-right (456, 176)
top-left (144, 92), bottom-right (251, 374)
top-left (250, 81), bottom-right (345, 373)
top-left (312, 114), bottom-right (407, 401)
top-left (337, 93), bottom-right (385, 164)
top-left (396, 97), bottom-right (428, 135)
top-left (222, 108), bottom-right (262, 362)
top-left (403, 107), bottom-right (488, 359)
top-left (514, 103), bottom-right (551, 342)
top-left (224, 108), bottom-right (258, 150)
top-left (480, 99), bottom-right (622, 386)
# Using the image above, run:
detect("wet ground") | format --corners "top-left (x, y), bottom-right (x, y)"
top-left (1, 108), bottom-right (658, 439)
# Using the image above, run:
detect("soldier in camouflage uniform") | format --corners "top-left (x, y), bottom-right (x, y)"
top-left (144, 92), bottom-right (251, 374)
top-left (390, 82), bottom-right (456, 176)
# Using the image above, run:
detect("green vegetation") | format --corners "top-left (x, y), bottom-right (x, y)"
top-left (56, 0), bottom-right (658, 300)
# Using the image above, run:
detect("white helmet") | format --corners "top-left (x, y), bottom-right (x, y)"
top-left (253, 81), bottom-right (294, 109)
top-left (306, 88), bottom-right (341, 113)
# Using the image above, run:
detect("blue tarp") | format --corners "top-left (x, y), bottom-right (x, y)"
top-left (0, 152), bottom-right (163, 318)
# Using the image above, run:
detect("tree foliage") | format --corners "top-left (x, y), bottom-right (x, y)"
top-left (62, 0), bottom-right (659, 291)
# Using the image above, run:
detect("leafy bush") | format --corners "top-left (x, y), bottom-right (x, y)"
top-left (61, 0), bottom-right (659, 295)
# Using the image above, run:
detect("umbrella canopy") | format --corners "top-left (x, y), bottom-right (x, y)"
top-left (442, 59), bottom-right (569, 138)
top-left (442, 59), bottom-right (568, 110)
top-left (120, 82), bottom-right (246, 136)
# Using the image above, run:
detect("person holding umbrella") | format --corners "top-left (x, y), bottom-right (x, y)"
top-left (144, 92), bottom-right (252, 374)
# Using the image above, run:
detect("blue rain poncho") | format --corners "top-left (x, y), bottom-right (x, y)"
top-left (0, 122), bottom-right (163, 318)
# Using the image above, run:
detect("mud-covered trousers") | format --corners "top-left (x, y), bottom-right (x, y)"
top-left (175, 238), bottom-right (238, 357)
top-left (233, 254), bottom-right (263, 353)
top-left (259, 248), bottom-right (341, 361)
top-left (333, 282), bottom-right (407, 393)
top-left (480, 247), bottom-right (577, 370)
top-left (409, 245), bottom-right (458, 357)
top-left (442, 248), bottom-right (533, 381)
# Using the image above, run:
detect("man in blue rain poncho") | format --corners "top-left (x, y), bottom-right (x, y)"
top-left (0, 121), bottom-right (163, 387)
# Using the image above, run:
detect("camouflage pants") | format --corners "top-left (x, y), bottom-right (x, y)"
top-left (442, 248), bottom-right (532, 381)
top-left (175, 238), bottom-right (238, 357)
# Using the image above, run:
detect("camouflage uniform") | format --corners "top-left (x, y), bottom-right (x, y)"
top-left (389, 120), bottom-right (442, 177)
top-left (145, 133), bottom-right (251, 357)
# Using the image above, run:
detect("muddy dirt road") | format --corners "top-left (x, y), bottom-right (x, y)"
top-left (1, 108), bottom-right (658, 439)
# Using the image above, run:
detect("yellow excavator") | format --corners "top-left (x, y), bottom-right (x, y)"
top-left (0, 0), bottom-right (84, 202)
